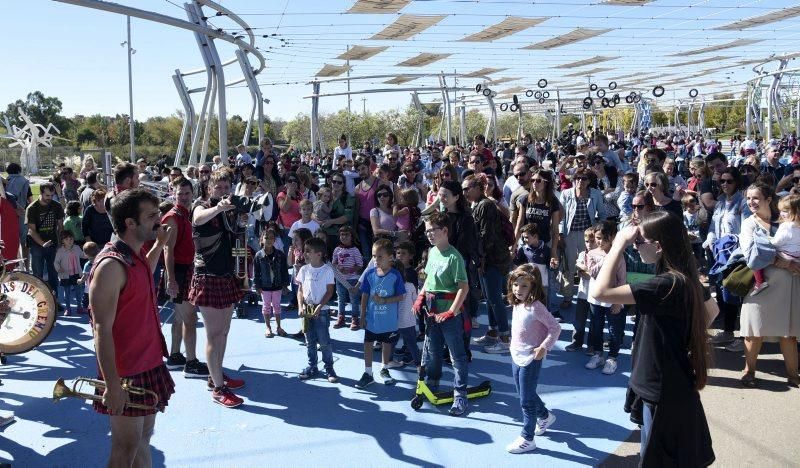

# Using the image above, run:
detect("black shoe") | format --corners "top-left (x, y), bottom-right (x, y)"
top-left (355, 372), bottom-right (375, 389)
top-left (166, 353), bottom-right (187, 370)
top-left (183, 359), bottom-right (210, 379)
top-left (565, 341), bottom-right (582, 352)
top-left (380, 368), bottom-right (396, 386)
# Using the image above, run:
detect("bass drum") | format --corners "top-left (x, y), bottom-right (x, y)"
top-left (0, 271), bottom-right (57, 355)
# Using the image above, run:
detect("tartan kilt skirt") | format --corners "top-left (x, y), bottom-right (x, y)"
top-left (93, 364), bottom-right (175, 417)
top-left (188, 273), bottom-right (244, 309)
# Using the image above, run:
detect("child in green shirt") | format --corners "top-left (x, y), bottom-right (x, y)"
top-left (63, 201), bottom-right (84, 246)
top-left (412, 212), bottom-right (470, 416)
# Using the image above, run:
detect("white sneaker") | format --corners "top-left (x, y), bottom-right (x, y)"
top-left (601, 358), bottom-right (618, 375)
top-left (506, 436), bottom-right (537, 454)
top-left (484, 340), bottom-right (510, 354)
top-left (585, 353), bottom-right (604, 370)
top-left (710, 330), bottom-right (734, 344)
top-left (725, 338), bottom-right (745, 353)
top-left (473, 333), bottom-right (498, 345)
top-left (385, 360), bottom-right (405, 369)
top-left (534, 412), bottom-right (556, 436)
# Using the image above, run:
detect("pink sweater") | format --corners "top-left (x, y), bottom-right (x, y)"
top-left (586, 247), bottom-right (626, 307)
top-left (510, 300), bottom-right (562, 367)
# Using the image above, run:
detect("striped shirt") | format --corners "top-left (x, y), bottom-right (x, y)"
top-left (332, 245), bottom-right (363, 280)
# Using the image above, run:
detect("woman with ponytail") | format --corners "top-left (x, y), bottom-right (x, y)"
top-left (591, 211), bottom-right (718, 467)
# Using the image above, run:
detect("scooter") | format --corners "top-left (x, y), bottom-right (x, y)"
top-left (410, 365), bottom-right (492, 410)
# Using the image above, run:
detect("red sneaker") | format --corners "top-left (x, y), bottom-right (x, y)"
top-left (206, 374), bottom-right (246, 391)
top-left (211, 387), bottom-right (243, 408)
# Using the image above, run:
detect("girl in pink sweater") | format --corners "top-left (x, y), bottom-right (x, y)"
top-left (505, 265), bottom-right (562, 454)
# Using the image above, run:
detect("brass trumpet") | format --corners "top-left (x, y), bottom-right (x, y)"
top-left (52, 377), bottom-right (159, 410)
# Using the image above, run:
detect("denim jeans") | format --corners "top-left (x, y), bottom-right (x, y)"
top-left (589, 303), bottom-right (626, 358)
top-left (547, 264), bottom-right (560, 312)
top-left (640, 401), bottom-right (656, 458)
top-left (421, 314), bottom-right (468, 397)
top-left (398, 325), bottom-right (420, 365)
top-left (59, 282), bottom-right (82, 312)
top-left (30, 242), bottom-right (58, 293)
top-left (305, 310), bottom-right (334, 370)
top-left (572, 298), bottom-right (591, 345)
top-left (512, 359), bottom-right (549, 441)
top-left (479, 265), bottom-right (510, 335)
top-left (335, 278), bottom-right (361, 320)
top-left (357, 218), bottom-right (373, 264)
top-left (561, 230), bottom-right (586, 301)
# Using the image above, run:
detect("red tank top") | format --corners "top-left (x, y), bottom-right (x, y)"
top-left (162, 205), bottom-right (195, 265)
top-left (90, 240), bottom-right (167, 377)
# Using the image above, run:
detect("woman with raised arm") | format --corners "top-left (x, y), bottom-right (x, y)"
top-left (591, 211), bottom-right (718, 467)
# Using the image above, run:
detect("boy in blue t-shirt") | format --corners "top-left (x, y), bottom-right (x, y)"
top-left (355, 239), bottom-right (406, 388)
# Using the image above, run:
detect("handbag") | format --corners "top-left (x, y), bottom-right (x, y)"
top-left (721, 263), bottom-right (754, 297)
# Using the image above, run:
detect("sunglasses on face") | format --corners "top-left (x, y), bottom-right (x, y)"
top-left (645, 182), bottom-right (659, 188)
top-left (719, 178), bottom-right (735, 185)
top-left (331, 179), bottom-right (344, 185)
top-left (532, 178), bottom-right (546, 184)
top-left (387, 157), bottom-right (397, 161)
top-left (200, 170), bottom-right (211, 174)
top-left (513, 172), bottom-right (527, 178)
top-left (246, 181), bottom-right (257, 186)
top-left (469, 159), bottom-right (482, 165)
top-left (377, 192), bottom-right (391, 198)
top-left (632, 204), bottom-right (646, 210)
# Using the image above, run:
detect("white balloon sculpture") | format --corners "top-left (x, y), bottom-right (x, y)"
top-left (1, 107), bottom-right (62, 175)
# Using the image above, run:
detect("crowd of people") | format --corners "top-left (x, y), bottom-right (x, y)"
top-left (2, 126), bottom-right (800, 465)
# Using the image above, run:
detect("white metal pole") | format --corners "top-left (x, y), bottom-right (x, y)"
top-left (127, 15), bottom-right (135, 162)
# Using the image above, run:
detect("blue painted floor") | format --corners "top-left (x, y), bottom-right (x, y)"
top-left (1, 300), bottom-right (637, 467)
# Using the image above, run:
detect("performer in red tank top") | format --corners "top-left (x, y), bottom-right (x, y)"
top-left (89, 188), bottom-right (174, 467)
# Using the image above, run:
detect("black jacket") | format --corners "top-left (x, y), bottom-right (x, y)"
top-left (253, 248), bottom-right (289, 291)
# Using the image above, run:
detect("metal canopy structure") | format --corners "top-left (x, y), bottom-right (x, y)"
top-left (52, 0), bottom-right (800, 155)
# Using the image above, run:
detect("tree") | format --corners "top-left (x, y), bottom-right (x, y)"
top-left (1, 91), bottom-right (71, 136)
top-left (282, 113), bottom-right (312, 150)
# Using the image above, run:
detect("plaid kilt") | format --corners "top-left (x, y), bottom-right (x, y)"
top-left (188, 273), bottom-right (244, 309)
top-left (93, 364), bottom-right (175, 417)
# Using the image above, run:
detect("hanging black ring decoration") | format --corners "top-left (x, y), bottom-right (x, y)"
top-left (601, 97), bottom-right (610, 108)
top-left (583, 97), bottom-right (593, 109)
top-left (499, 103), bottom-right (509, 111)
top-left (608, 100), bottom-right (617, 108)
top-left (597, 89), bottom-right (606, 98)
top-left (626, 95), bottom-right (634, 104)
top-left (475, 84), bottom-right (482, 93)
top-left (510, 103), bottom-right (520, 111)
top-left (633, 94), bottom-right (642, 103)
top-left (538, 78), bottom-right (547, 88)
top-left (589, 83), bottom-right (598, 91)
top-left (613, 94), bottom-right (620, 105)
top-left (609, 81), bottom-right (617, 90)
top-left (653, 85), bottom-right (665, 97)
top-left (538, 98), bottom-right (545, 104)
top-left (534, 91), bottom-right (543, 99)
top-left (513, 95), bottom-right (519, 105)
top-left (482, 88), bottom-right (492, 97)
top-left (525, 89), bottom-right (534, 97)
top-left (542, 91), bottom-right (550, 98)
top-left (689, 88), bottom-right (698, 98)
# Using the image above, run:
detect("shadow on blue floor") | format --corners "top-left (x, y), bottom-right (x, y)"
top-left (1, 299), bottom-right (636, 467)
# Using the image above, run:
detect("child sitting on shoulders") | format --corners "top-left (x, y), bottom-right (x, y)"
top-left (355, 239), bottom-right (406, 388)
top-left (505, 265), bottom-right (561, 454)
top-left (296, 238), bottom-right (338, 382)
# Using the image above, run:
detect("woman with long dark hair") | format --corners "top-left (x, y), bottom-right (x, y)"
top-left (592, 211), bottom-right (718, 466)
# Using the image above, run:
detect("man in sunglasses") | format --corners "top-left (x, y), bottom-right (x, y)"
top-left (777, 166), bottom-right (800, 196)
top-left (255, 138), bottom-right (276, 180)
top-left (508, 161), bottom-right (534, 228)
top-left (384, 150), bottom-right (402, 182)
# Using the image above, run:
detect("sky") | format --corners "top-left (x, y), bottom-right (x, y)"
top-left (2, 0), bottom-right (799, 123)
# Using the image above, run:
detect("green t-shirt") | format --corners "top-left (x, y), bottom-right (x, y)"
top-left (63, 215), bottom-right (84, 242)
top-left (424, 245), bottom-right (467, 313)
